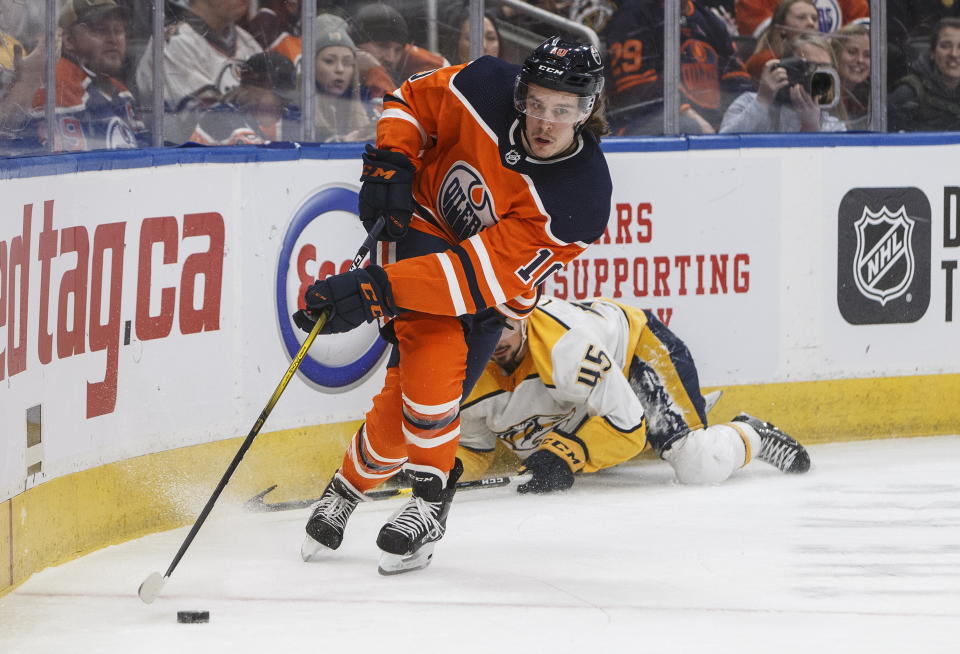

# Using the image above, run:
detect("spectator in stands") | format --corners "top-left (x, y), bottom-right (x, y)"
top-left (744, 0), bottom-right (819, 82)
top-left (439, 6), bottom-right (501, 65)
top-left (312, 13), bottom-right (374, 142)
top-left (190, 51), bottom-right (298, 145)
top-left (256, 8), bottom-right (395, 113)
top-left (0, 27), bottom-right (44, 149)
top-left (602, 0), bottom-right (754, 135)
top-left (136, 0), bottom-right (262, 144)
top-left (28, 0), bottom-right (146, 152)
top-left (736, 0), bottom-right (868, 39)
top-left (830, 23), bottom-right (870, 130)
top-left (349, 2), bottom-right (447, 88)
top-left (888, 1), bottom-right (960, 88)
top-left (248, 0), bottom-right (299, 51)
top-left (720, 34), bottom-right (846, 132)
top-left (889, 18), bottom-right (960, 132)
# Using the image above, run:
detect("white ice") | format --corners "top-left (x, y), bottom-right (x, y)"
top-left (2, 436), bottom-right (959, 654)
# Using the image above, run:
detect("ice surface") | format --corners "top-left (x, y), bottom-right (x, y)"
top-left (2, 436), bottom-right (959, 653)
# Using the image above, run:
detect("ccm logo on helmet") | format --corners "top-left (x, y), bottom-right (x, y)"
top-left (539, 65), bottom-right (564, 75)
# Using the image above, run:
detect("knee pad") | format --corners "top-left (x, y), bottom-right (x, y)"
top-left (662, 425), bottom-right (746, 485)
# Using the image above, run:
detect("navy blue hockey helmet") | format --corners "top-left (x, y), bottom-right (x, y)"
top-left (513, 36), bottom-right (603, 126)
top-left (514, 36), bottom-right (605, 126)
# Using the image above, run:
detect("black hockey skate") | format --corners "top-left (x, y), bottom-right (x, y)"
top-left (733, 413), bottom-right (811, 473)
top-left (301, 473), bottom-right (364, 562)
top-left (376, 459), bottom-right (463, 575)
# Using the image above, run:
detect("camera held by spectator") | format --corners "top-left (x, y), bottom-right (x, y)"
top-left (774, 56), bottom-right (840, 108)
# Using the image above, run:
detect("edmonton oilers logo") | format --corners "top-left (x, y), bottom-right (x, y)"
top-left (106, 117), bottom-right (137, 149)
top-left (815, 0), bottom-right (842, 33)
top-left (438, 161), bottom-right (498, 240)
top-left (276, 185), bottom-right (389, 391)
top-left (853, 204), bottom-right (915, 306)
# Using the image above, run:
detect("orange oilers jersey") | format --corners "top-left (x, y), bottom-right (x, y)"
top-left (270, 32), bottom-right (301, 68)
top-left (398, 44), bottom-right (448, 80)
top-left (31, 57), bottom-right (145, 151)
top-left (376, 56), bottom-right (612, 319)
top-left (735, 0), bottom-right (869, 37)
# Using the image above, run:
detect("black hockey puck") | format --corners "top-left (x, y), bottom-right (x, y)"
top-left (176, 611), bottom-right (209, 624)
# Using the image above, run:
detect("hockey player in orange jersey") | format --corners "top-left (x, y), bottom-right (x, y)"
top-left (293, 36), bottom-right (612, 574)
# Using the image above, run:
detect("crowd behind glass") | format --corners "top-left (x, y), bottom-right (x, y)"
top-left (0, 0), bottom-right (957, 157)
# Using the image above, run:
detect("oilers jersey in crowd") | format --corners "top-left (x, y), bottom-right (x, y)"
top-left (736, 0), bottom-right (868, 37)
top-left (460, 297), bottom-right (648, 465)
top-left (30, 57), bottom-right (145, 151)
top-left (376, 55), bottom-right (612, 319)
top-left (602, 0), bottom-right (753, 133)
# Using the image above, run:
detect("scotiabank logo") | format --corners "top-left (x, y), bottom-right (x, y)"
top-left (837, 187), bottom-right (931, 324)
top-left (276, 185), bottom-right (388, 391)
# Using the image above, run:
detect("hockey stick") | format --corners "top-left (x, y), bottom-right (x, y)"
top-left (244, 475), bottom-right (518, 512)
top-left (137, 217), bottom-right (385, 605)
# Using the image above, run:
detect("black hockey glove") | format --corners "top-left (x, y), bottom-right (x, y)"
top-left (292, 265), bottom-right (398, 335)
top-left (517, 449), bottom-right (575, 494)
top-left (358, 144), bottom-right (415, 241)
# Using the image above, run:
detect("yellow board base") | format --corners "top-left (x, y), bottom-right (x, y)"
top-left (2, 373), bottom-right (960, 597)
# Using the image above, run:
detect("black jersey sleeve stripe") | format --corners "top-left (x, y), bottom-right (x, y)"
top-left (383, 92), bottom-right (410, 108)
top-left (504, 286), bottom-right (542, 317)
top-left (451, 243), bottom-right (488, 311)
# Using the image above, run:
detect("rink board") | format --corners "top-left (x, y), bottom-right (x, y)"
top-left (1, 135), bottom-right (959, 595)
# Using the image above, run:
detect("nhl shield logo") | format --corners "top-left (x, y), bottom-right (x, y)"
top-left (505, 149), bottom-right (521, 165)
top-left (837, 187), bottom-right (930, 324)
top-left (852, 205), bottom-right (915, 306)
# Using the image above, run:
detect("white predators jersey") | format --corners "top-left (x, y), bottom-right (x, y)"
top-left (460, 297), bottom-right (647, 460)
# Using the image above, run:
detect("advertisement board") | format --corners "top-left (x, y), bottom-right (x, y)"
top-left (2, 143), bottom-right (959, 502)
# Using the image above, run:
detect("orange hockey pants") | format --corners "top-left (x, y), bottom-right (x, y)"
top-left (339, 308), bottom-right (502, 492)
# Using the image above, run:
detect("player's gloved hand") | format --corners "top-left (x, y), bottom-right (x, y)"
top-left (517, 449), bottom-right (575, 494)
top-left (358, 144), bottom-right (415, 241)
top-left (291, 265), bottom-right (398, 335)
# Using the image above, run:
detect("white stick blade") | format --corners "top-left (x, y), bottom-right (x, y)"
top-left (138, 572), bottom-right (166, 604)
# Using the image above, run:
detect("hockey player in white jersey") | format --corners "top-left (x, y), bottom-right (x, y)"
top-left (458, 296), bottom-right (810, 493)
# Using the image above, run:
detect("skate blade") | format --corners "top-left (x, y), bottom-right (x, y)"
top-left (301, 535), bottom-right (334, 562)
top-left (377, 543), bottom-right (435, 576)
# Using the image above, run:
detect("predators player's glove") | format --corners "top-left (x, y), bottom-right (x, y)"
top-left (292, 265), bottom-right (398, 335)
top-left (359, 144), bottom-right (415, 241)
top-left (517, 449), bottom-right (575, 494)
